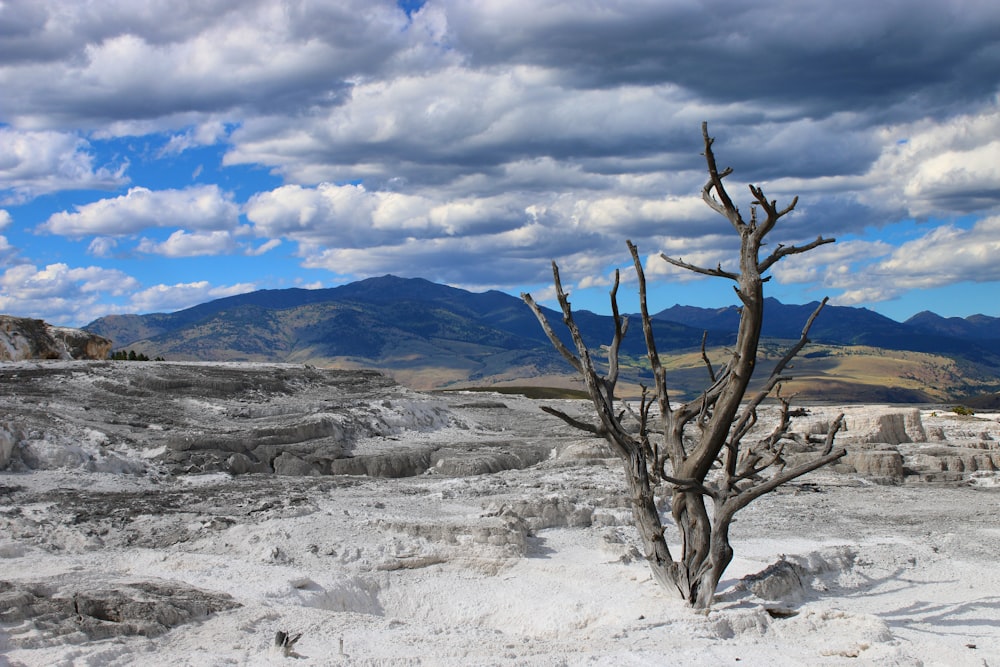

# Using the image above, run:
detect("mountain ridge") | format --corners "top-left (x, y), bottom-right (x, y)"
top-left (81, 275), bottom-right (1000, 401)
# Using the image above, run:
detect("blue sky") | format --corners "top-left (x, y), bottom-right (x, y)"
top-left (2, 0), bottom-right (999, 327)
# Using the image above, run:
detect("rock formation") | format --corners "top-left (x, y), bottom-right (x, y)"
top-left (0, 315), bottom-right (112, 361)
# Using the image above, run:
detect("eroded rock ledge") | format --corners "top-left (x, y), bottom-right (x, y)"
top-left (0, 579), bottom-right (239, 648)
top-left (2, 361), bottom-right (999, 486)
top-left (0, 316), bottom-right (111, 361)
top-left (0, 361), bottom-right (554, 478)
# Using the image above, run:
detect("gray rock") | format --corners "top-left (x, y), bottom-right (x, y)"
top-left (0, 579), bottom-right (239, 649)
top-left (0, 316), bottom-right (111, 361)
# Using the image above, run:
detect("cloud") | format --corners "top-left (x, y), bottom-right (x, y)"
top-left (863, 109), bottom-right (1000, 218)
top-left (869, 216), bottom-right (1000, 288)
top-left (0, 210), bottom-right (16, 264)
top-left (2, 0), bottom-right (1000, 322)
top-left (87, 236), bottom-right (118, 258)
top-left (127, 280), bottom-right (257, 314)
top-left (0, 235), bottom-right (16, 265)
top-left (0, 128), bottom-right (128, 203)
top-left (245, 183), bottom-right (535, 247)
top-left (40, 184), bottom-right (239, 237)
top-left (225, 67), bottom-right (710, 188)
top-left (437, 0), bottom-right (1000, 119)
top-left (246, 238), bottom-right (281, 256)
top-left (767, 216), bottom-right (1000, 306)
top-left (0, 262), bottom-right (141, 325)
top-left (136, 229), bottom-right (237, 257)
top-left (159, 120), bottom-right (230, 156)
top-left (0, 0), bottom-right (434, 131)
top-left (0, 260), bottom-right (258, 325)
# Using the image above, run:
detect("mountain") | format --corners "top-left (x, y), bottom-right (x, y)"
top-left (655, 298), bottom-right (1000, 363)
top-left (85, 275), bottom-right (721, 391)
top-left (905, 311), bottom-right (1000, 340)
top-left (83, 275), bottom-right (1000, 401)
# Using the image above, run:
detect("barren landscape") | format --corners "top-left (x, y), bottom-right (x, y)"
top-left (2, 361), bottom-right (1000, 665)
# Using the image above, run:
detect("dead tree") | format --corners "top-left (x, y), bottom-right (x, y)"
top-left (522, 122), bottom-right (846, 609)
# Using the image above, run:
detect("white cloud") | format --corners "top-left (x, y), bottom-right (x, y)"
top-left (0, 211), bottom-right (17, 263)
top-left (0, 262), bottom-right (141, 325)
top-left (40, 185), bottom-right (239, 237)
top-left (874, 216), bottom-right (1000, 287)
top-left (160, 120), bottom-right (229, 156)
top-left (0, 236), bottom-right (16, 264)
top-left (0, 128), bottom-right (128, 203)
top-left (136, 229), bottom-right (237, 257)
top-left (863, 108), bottom-right (1000, 218)
top-left (87, 236), bottom-right (118, 258)
top-left (127, 280), bottom-right (257, 314)
top-left (776, 217), bottom-right (1000, 306)
top-left (1, 0), bottom-right (1000, 318)
top-left (246, 238), bottom-right (282, 256)
top-left (0, 260), bottom-right (258, 325)
top-left (0, 0), bottom-right (433, 133)
top-left (225, 67), bottom-right (708, 188)
top-left (245, 182), bottom-right (535, 248)
top-left (770, 239), bottom-right (893, 286)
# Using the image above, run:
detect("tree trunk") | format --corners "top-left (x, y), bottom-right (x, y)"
top-left (621, 451), bottom-right (682, 596)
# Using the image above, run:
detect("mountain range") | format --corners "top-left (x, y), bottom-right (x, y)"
top-left (83, 275), bottom-right (1000, 403)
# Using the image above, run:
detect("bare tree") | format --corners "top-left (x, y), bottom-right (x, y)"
top-left (522, 123), bottom-right (847, 609)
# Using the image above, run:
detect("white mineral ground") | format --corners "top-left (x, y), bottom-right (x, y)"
top-left (1, 362), bottom-right (999, 666)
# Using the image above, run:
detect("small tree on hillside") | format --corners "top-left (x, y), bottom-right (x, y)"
top-left (522, 123), bottom-right (847, 609)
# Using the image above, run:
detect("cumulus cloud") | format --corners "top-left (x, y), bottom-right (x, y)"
top-left (40, 185), bottom-right (239, 237)
top-left (863, 110), bottom-right (1000, 218)
top-left (245, 183), bottom-right (537, 248)
top-left (0, 210), bottom-right (16, 264)
top-left (160, 120), bottom-right (230, 156)
top-left (437, 0), bottom-right (1000, 119)
top-left (0, 128), bottom-right (128, 203)
top-left (0, 0), bottom-right (433, 131)
top-left (0, 262), bottom-right (141, 325)
top-left (0, 259), bottom-right (258, 325)
top-left (2, 0), bottom-right (1000, 322)
top-left (87, 237), bottom-right (118, 258)
top-left (770, 239), bottom-right (893, 287)
top-left (127, 280), bottom-right (257, 314)
top-left (864, 216), bottom-right (1000, 290)
top-left (136, 230), bottom-right (237, 257)
top-left (225, 68), bottom-right (708, 188)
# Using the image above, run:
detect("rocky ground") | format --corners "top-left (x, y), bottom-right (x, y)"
top-left (2, 361), bottom-right (1000, 665)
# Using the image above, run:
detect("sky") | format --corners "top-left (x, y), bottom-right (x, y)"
top-left (1, 0), bottom-right (1000, 328)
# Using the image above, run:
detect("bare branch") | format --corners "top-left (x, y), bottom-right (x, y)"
top-left (627, 241), bottom-right (674, 430)
top-left (821, 413), bottom-right (846, 456)
top-left (759, 235), bottom-right (836, 274)
top-left (540, 405), bottom-right (605, 435)
top-left (727, 446), bottom-right (847, 515)
top-left (660, 253), bottom-right (739, 281)
top-left (605, 269), bottom-right (628, 389)
top-left (734, 298), bottom-right (829, 435)
top-left (700, 331), bottom-right (716, 383)
top-left (748, 185), bottom-right (797, 238)
top-left (701, 121), bottom-right (742, 228)
top-left (522, 273), bottom-right (582, 374)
